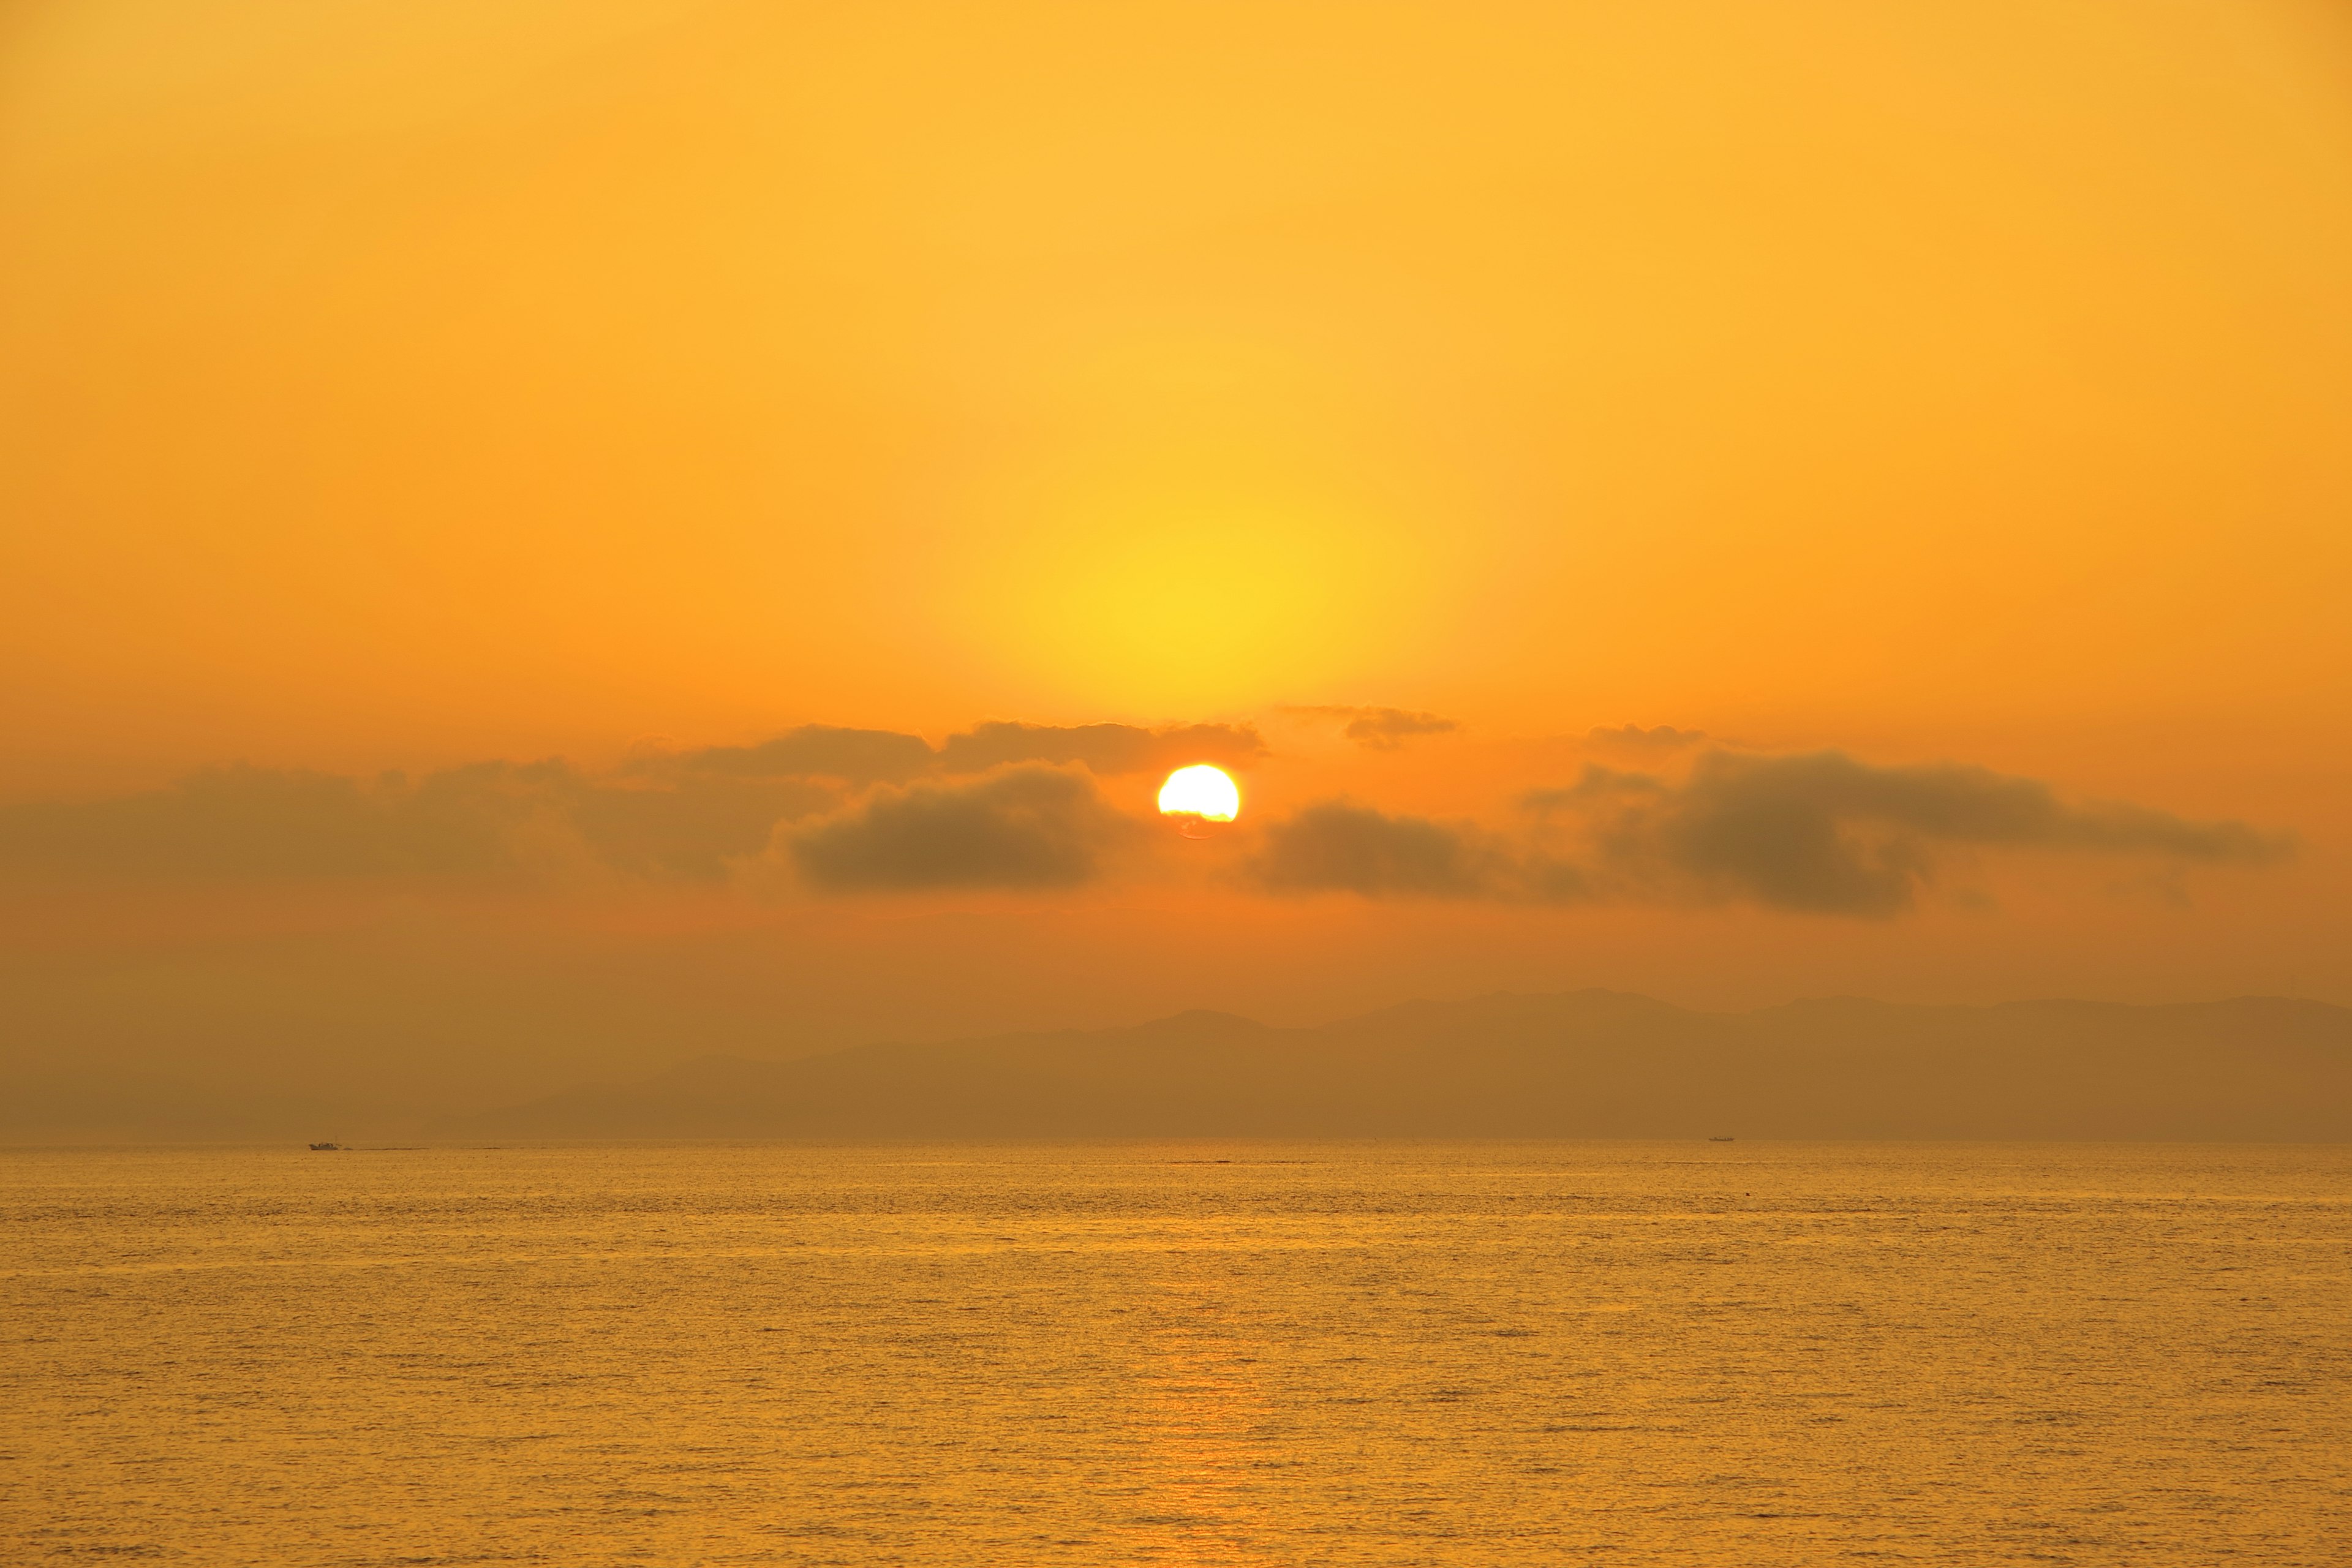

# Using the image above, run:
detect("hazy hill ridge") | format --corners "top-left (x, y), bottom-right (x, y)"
top-left (456, 990), bottom-right (2352, 1141)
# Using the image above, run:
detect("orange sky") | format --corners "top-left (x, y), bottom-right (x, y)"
top-left (2, 2), bottom-right (2349, 1128)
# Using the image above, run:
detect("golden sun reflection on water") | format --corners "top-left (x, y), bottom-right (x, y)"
top-left (5, 1142), bottom-right (2348, 1564)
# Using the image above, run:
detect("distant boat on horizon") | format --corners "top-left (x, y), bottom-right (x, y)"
top-left (308, 1142), bottom-right (341, 1151)
top-left (1708, 1136), bottom-right (1734, 1142)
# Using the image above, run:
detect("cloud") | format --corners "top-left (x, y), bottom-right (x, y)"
top-left (1252, 749), bottom-right (2287, 916)
top-left (0, 715), bottom-right (1254, 888)
top-left (935, 721), bottom-right (1264, 776)
top-left (1, 736), bottom-right (2286, 918)
top-left (1582, 724), bottom-right (1706, 754)
top-left (500, 767), bottom-right (838, 879)
top-left (787, 765), bottom-right (1141, 891)
top-left (1243, 802), bottom-right (1506, 897)
top-left (1283, 706), bottom-right (1461, 749)
top-left (0, 767), bottom-right (426, 881)
top-left (634, 725), bottom-right (933, 785)
top-left (1343, 709), bottom-right (1459, 749)
top-left (0, 753), bottom-right (1147, 892)
top-left (0, 762), bottom-right (837, 884)
top-left (1564, 750), bottom-right (2290, 916)
top-left (1520, 764), bottom-right (1669, 811)
top-left (650, 718), bottom-right (1267, 783)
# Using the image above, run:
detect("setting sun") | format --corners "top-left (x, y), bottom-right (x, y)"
top-left (1157, 764), bottom-right (1240, 822)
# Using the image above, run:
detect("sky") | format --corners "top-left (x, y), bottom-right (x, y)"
top-left (2, 1), bottom-right (2349, 1131)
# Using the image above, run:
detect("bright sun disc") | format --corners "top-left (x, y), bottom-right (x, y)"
top-left (1158, 764), bottom-right (1240, 821)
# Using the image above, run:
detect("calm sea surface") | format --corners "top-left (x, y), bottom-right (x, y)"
top-left (3, 1142), bottom-right (2346, 1566)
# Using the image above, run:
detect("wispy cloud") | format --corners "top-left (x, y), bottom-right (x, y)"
top-left (1283, 706), bottom-right (1461, 750)
top-left (1581, 723), bottom-right (1706, 755)
top-left (934, 721), bottom-right (1264, 776)
top-left (632, 725), bottom-right (935, 785)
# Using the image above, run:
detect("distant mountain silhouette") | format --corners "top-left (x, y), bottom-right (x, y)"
top-left (452, 990), bottom-right (2352, 1140)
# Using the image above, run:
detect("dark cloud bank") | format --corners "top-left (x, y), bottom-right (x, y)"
top-left (1250, 750), bottom-right (2288, 916)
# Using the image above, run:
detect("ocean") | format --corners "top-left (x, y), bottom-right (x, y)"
top-left (4, 1141), bottom-right (2346, 1564)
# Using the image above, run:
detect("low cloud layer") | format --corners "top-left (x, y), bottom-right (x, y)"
top-left (933, 721), bottom-right (1263, 776)
top-left (787, 766), bottom-right (1139, 891)
top-left (1564, 750), bottom-right (2286, 915)
top-left (0, 734), bottom-right (2291, 915)
top-left (1583, 723), bottom-right (1706, 755)
top-left (640, 726), bottom-right (935, 786)
top-left (1253, 749), bottom-right (2288, 916)
top-left (1284, 706), bottom-right (1461, 750)
top-left (0, 716), bottom-right (1255, 887)
top-left (1245, 802), bottom-right (1506, 897)
top-left (638, 720), bottom-right (1263, 782)
top-left (0, 762), bottom-right (836, 884)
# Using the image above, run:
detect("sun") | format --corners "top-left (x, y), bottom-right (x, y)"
top-left (1158, 764), bottom-right (1240, 823)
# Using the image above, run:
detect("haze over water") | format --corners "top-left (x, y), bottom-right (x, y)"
top-left (7, 1141), bottom-right (2346, 1565)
